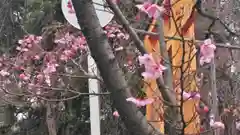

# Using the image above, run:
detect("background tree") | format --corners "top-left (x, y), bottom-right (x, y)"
top-left (0, 0), bottom-right (239, 135)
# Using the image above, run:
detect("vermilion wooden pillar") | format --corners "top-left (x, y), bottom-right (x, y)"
top-left (144, 19), bottom-right (166, 133)
top-left (144, 0), bottom-right (200, 134)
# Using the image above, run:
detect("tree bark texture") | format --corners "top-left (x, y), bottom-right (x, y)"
top-left (72, 0), bottom-right (163, 135)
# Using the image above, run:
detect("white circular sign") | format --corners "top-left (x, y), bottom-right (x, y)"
top-left (61, 0), bottom-right (114, 29)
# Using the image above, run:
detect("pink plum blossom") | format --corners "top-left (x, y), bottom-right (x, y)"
top-left (43, 63), bottom-right (58, 74)
top-left (135, 1), bottom-right (165, 19)
top-left (181, 91), bottom-right (201, 100)
top-left (200, 39), bottom-right (216, 65)
top-left (19, 73), bottom-right (30, 81)
top-left (210, 121), bottom-right (225, 129)
top-left (138, 53), bottom-right (155, 65)
top-left (236, 121), bottom-right (240, 131)
top-left (182, 91), bottom-right (191, 100)
top-left (192, 93), bottom-right (201, 100)
top-left (126, 97), bottom-right (154, 107)
top-left (138, 54), bottom-right (166, 79)
top-left (141, 64), bottom-right (166, 79)
top-left (113, 111), bottom-right (120, 117)
top-left (0, 70), bottom-right (10, 76)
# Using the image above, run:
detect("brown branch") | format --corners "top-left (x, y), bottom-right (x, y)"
top-left (106, 0), bottom-right (146, 54)
top-left (106, 0), bottom-right (177, 105)
top-left (194, 0), bottom-right (240, 37)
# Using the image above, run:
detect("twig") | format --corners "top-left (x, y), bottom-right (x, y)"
top-left (106, 0), bottom-right (175, 106)
top-left (106, 0), bottom-right (146, 54)
top-left (195, 0), bottom-right (240, 37)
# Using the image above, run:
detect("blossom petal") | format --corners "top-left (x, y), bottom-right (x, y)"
top-left (182, 91), bottom-right (191, 100)
top-left (211, 121), bottom-right (225, 129)
top-left (126, 97), bottom-right (154, 107)
top-left (113, 111), bottom-right (120, 117)
top-left (141, 72), bottom-right (155, 79)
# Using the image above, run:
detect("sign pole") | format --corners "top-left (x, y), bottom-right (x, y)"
top-left (88, 55), bottom-right (101, 135)
top-left (61, 1), bottom-right (113, 135)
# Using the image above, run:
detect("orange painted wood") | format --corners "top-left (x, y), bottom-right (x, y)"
top-left (144, 0), bottom-right (199, 134)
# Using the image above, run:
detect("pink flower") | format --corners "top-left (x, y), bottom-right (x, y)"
top-left (126, 97), bottom-right (154, 107)
top-left (34, 55), bottom-right (40, 60)
top-left (136, 1), bottom-right (165, 19)
top-left (200, 39), bottom-right (216, 65)
top-left (138, 54), bottom-right (166, 79)
top-left (22, 48), bottom-right (29, 52)
top-left (141, 64), bottom-right (166, 79)
top-left (43, 63), bottom-right (58, 74)
top-left (36, 74), bottom-right (44, 83)
top-left (113, 111), bottom-right (120, 117)
top-left (60, 55), bottom-right (68, 61)
top-left (192, 93), bottom-right (201, 100)
top-left (16, 46), bottom-right (21, 51)
top-left (210, 121), bottom-right (225, 129)
top-left (182, 91), bottom-right (201, 100)
top-left (182, 91), bottom-right (191, 100)
top-left (19, 73), bottom-right (29, 81)
top-left (138, 53), bottom-right (155, 65)
top-left (45, 75), bottom-right (51, 86)
top-left (18, 40), bottom-right (23, 45)
top-left (0, 70), bottom-right (10, 76)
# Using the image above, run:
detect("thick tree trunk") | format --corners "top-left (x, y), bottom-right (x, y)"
top-left (72, 0), bottom-right (162, 135)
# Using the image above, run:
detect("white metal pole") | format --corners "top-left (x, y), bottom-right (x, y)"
top-left (88, 55), bottom-right (101, 135)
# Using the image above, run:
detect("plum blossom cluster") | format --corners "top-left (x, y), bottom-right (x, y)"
top-left (54, 32), bottom-right (87, 61)
top-left (196, 102), bottom-right (225, 130)
top-left (138, 53), bottom-right (166, 79)
top-left (199, 39), bottom-right (216, 65)
top-left (135, 0), bottom-right (165, 20)
top-left (104, 25), bottom-right (129, 40)
top-left (0, 25), bottom-right (129, 106)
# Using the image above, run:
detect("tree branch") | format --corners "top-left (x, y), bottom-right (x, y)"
top-left (72, 0), bottom-right (163, 135)
top-left (106, 0), bottom-right (177, 106)
top-left (134, 28), bottom-right (240, 50)
top-left (195, 0), bottom-right (240, 37)
top-left (106, 0), bottom-right (146, 54)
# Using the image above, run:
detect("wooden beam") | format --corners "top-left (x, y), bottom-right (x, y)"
top-left (134, 28), bottom-right (240, 50)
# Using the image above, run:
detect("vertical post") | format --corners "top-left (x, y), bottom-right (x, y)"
top-left (210, 59), bottom-right (218, 119)
top-left (210, 58), bottom-right (220, 135)
top-left (157, 16), bottom-right (177, 135)
top-left (88, 55), bottom-right (101, 135)
top-left (157, 16), bottom-right (173, 90)
top-left (167, 0), bottom-right (199, 134)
